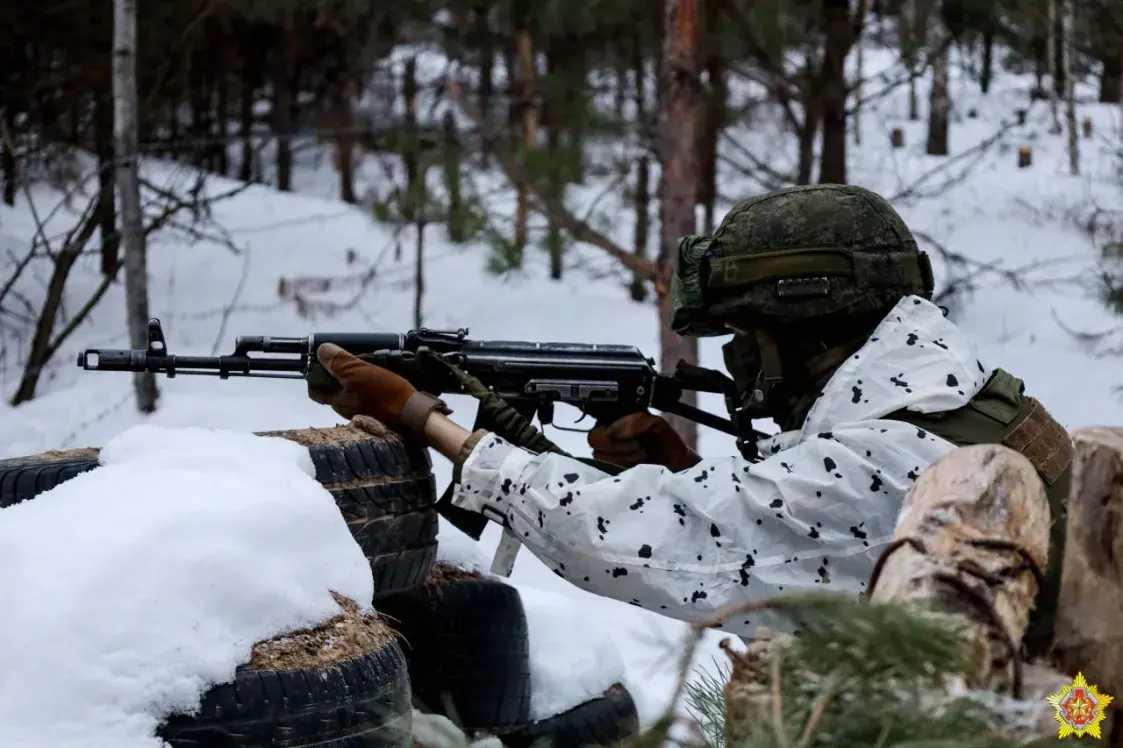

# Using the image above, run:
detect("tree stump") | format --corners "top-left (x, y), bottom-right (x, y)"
top-left (867, 444), bottom-right (1051, 694)
top-left (1051, 428), bottom-right (1123, 726)
top-left (890, 127), bottom-right (905, 149)
top-left (1018, 146), bottom-right (1033, 168)
top-left (1083, 117), bottom-right (1094, 139)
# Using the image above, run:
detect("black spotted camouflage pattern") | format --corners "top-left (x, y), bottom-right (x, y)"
top-left (450, 296), bottom-right (992, 637)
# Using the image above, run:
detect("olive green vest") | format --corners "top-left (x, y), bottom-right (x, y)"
top-left (884, 368), bottom-right (1073, 658)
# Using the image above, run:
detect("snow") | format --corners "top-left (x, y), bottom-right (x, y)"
top-left (435, 517), bottom-right (494, 573)
top-left (2, 39), bottom-right (1123, 734)
top-left (518, 585), bottom-right (629, 721)
top-left (0, 425), bottom-right (374, 748)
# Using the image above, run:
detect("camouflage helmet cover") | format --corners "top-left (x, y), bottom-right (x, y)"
top-left (669, 184), bottom-right (934, 336)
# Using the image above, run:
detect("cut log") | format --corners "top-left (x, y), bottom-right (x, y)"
top-left (1051, 427), bottom-right (1123, 728)
top-left (867, 444), bottom-right (1051, 694)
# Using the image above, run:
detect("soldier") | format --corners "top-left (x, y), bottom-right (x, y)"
top-left (309, 185), bottom-right (1072, 656)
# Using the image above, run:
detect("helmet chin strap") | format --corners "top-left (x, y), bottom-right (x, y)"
top-left (749, 327), bottom-right (784, 413)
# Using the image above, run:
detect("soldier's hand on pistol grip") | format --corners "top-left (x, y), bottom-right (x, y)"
top-left (309, 343), bottom-right (451, 439)
top-left (586, 412), bottom-right (702, 472)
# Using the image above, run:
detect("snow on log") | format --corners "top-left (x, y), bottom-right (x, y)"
top-left (868, 444), bottom-right (1051, 694)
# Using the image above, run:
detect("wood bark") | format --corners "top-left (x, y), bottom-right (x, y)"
top-left (1047, 0), bottom-right (1061, 133)
top-left (113, 0), bottom-right (158, 413)
top-left (818, 0), bottom-right (863, 184)
top-left (853, 24), bottom-right (864, 145)
top-left (401, 58), bottom-right (419, 263)
top-left (980, 29), bottom-right (995, 93)
top-left (631, 35), bottom-right (650, 303)
top-left (901, 0), bottom-right (919, 120)
top-left (332, 69), bottom-right (357, 204)
top-left (657, 0), bottom-right (702, 450)
top-left (1061, 0), bottom-right (1079, 175)
top-left (274, 8), bottom-right (295, 192)
top-left (544, 43), bottom-right (563, 281)
top-left (94, 90), bottom-right (119, 277)
top-left (926, 10), bottom-right (950, 156)
top-left (1, 107), bottom-right (15, 206)
top-left (513, 25), bottom-right (536, 257)
top-left (1051, 427), bottom-right (1123, 722)
top-left (696, 0), bottom-right (724, 231)
top-left (238, 67), bottom-right (255, 182)
top-left (868, 444), bottom-right (1050, 693)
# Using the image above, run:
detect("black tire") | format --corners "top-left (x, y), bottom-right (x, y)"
top-left (499, 684), bottom-right (639, 748)
top-left (157, 635), bottom-right (413, 748)
top-left (377, 567), bottom-right (532, 730)
top-left (0, 419), bottom-right (437, 598)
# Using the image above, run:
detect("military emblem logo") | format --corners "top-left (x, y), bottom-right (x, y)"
top-left (1045, 672), bottom-right (1113, 739)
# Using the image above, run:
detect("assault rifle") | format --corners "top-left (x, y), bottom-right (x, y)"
top-left (77, 319), bottom-right (764, 567)
top-left (77, 318), bottom-right (761, 441)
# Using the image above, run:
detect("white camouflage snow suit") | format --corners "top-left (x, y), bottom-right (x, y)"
top-left (449, 295), bottom-right (996, 636)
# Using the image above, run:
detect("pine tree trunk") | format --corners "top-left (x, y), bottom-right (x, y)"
top-left (614, 40), bottom-right (629, 121)
top-left (441, 111), bottom-right (465, 242)
top-left (513, 24), bottom-right (535, 258)
top-left (697, 0), bottom-right (724, 233)
top-left (1061, 0), bottom-right (1079, 175)
top-left (239, 70), bottom-right (254, 182)
top-left (925, 15), bottom-right (950, 157)
top-left (188, 52), bottom-right (207, 169)
top-left (401, 57), bottom-right (419, 264)
top-left (1, 107), bottom-right (16, 206)
top-left (854, 27), bottom-right (864, 145)
top-left (980, 28), bottom-right (994, 93)
top-left (658, 0), bottom-right (702, 450)
top-left (1046, 0), bottom-right (1061, 132)
top-left (113, 0), bottom-right (158, 413)
top-left (796, 82), bottom-right (819, 184)
top-left (214, 45), bottom-right (229, 176)
top-left (476, 1), bottom-right (493, 128)
top-left (818, 0), bottom-right (855, 184)
top-left (545, 41), bottom-right (563, 280)
top-left (631, 37), bottom-right (650, 303)
top-left (333, 69), bottom-right (357, 204)
top-left (94, 91), bottom-right (119, 277)
top-left (632, 157), bottom-right (651, 303)
top-left (1093, 2), bottom-right (1122, 103)
top-left (274, 9), bottom-right (295, 192)
top-left (413, 223), bottom-right (425, 328)
top-left (901, 0), bottom-right (919, 120)
top-left (1101, 49), bottom-right (1122, 103)
top-left (562, 33), bottom-right (588, 182)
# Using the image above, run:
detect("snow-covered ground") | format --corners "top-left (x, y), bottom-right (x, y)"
top-left (3, 41), bottom-right (1123, 736)
top-left (0, 426), bottom-right (375, 748)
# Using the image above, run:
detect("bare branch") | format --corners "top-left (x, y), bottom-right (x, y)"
top-left (445, 79), bottom-right (662, 282)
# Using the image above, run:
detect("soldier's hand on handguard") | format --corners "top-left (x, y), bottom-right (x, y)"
top-left (308, 343), bottom-right (451, 440)
top-left (587, 412), bottom-right (702, 472)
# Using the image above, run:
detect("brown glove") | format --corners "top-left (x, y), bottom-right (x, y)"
top-left (309, 343), bottom-right (451, 437)
top-left (587, 412), bottom-right (701, 472)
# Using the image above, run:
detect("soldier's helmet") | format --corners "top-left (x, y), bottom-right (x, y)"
top-left (669, 184), bottom-right (934, 336)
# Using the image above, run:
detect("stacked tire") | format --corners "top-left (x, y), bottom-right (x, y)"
top-left (379, 564), bottom-right (641, 748)
top-left (0, 418), bottom-right (435, 748)
top-left (0, 417), bottom-right (440, 599)
top-left (0, 418), bottom-right (642, 748)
